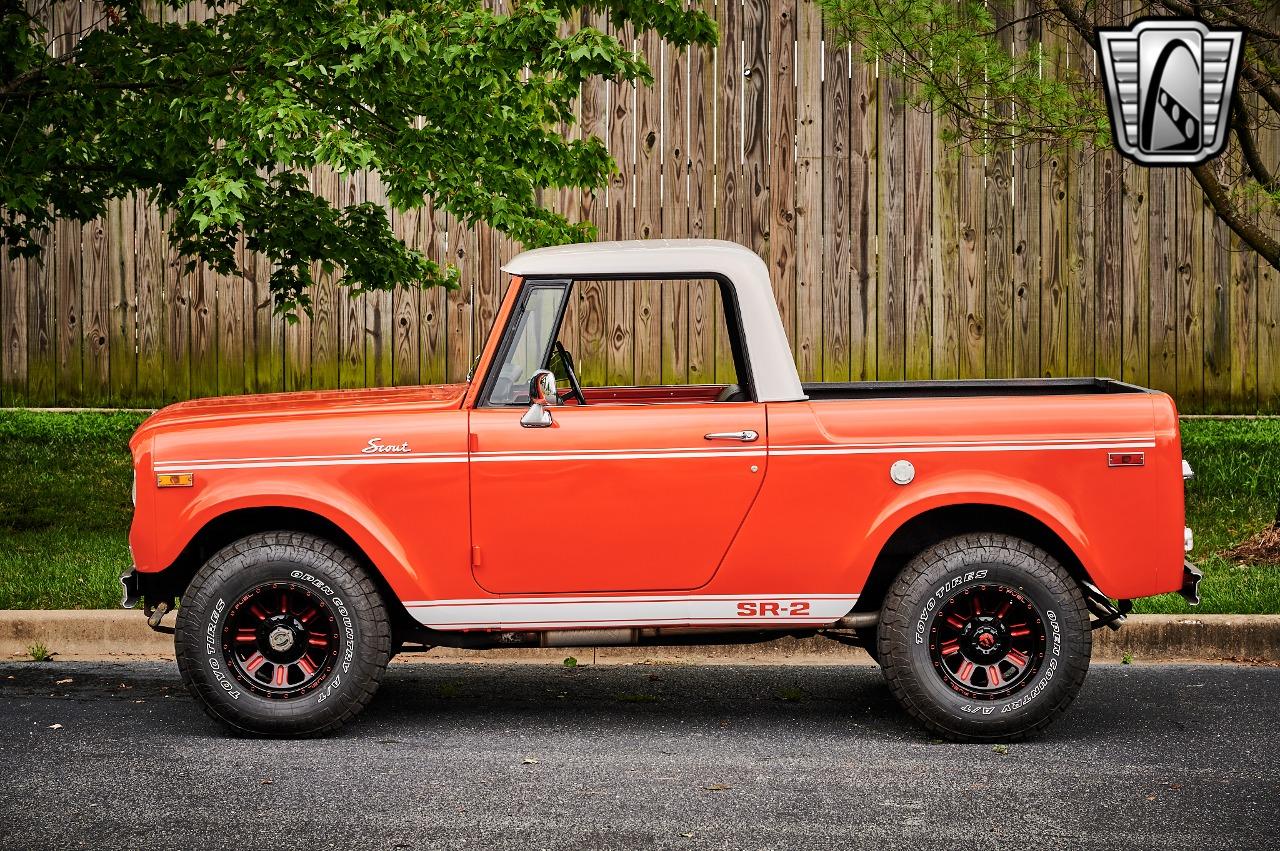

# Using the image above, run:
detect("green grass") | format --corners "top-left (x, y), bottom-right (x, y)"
top-left (0, 411), bottom-right (1277, 613)
top-left (1133, 418), bottom-right (1280, 615)
top-left (0, 410), bottom-right (146, 609)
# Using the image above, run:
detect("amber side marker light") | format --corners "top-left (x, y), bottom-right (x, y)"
top-left (1107, 452), bottom-right (1145, 467)
top-left (156, 472), bottom-right (195, 488)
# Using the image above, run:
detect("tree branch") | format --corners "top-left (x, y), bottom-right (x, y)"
top-left (1190, 162), bottom-right (1280, 270)
top-left (1232, 99), bottom-right (1279, 193)
top-left (1049, 0), bottom-right (1098, 50)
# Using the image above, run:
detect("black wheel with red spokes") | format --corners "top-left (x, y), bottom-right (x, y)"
top-left (877, 533), bottom-right (1092, 742)
top-left (175, 531), bottom-right (392, 737)
top-left (928, 583), bottom-right (1046, 700)
top-left (223, 582), bottom-right (340, 698)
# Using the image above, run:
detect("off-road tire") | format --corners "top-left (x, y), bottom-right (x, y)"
top-left (175, 531), bottom-right (392, 737)
top-left (877, 533), bottom-right (1091, 741)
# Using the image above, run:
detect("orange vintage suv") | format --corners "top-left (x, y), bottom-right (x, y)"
top-left (122, 240), bottom-right (1201, 740)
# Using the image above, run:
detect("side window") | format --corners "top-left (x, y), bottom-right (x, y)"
top-left (561, 278), bottom-right (740, 390)
top-left (485, 283), bottom-right (569, 406)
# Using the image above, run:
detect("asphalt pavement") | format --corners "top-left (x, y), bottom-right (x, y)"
top-left (1, 660), bottom-right (1277, 850)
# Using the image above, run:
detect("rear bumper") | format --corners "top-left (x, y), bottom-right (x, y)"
top-left (1180, 560), bottom-right (1204, 606)
top-left (120, 569), bottom-right (141, 609)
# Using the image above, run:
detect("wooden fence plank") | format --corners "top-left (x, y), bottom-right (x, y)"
top-left (662, 30), bottom-right (691, 385)
top-left (792, 2), bottom-right (822, 382)
top-left (713, 0), bottom-right (743, 382)
top-left (135, 196), bottom-right (165, 400)
top-left (161, 210), bottom-right (191, 402)
top-left (851, 46), bottom-right (877, 382)
top-left (743, 0), bottom-right (770, 265)
top-left (2, 243), bottom-right (28, 405)
top-left (1229, 220), bottom-right (1258, 413)
top-left (1204, 161), bottom-right (1232, 411)
top-left (80, 212), bottom-right (108, 404)
top-left (445, 213), bottom-right (473, 384)
top-left (823, 38), bottom-right (851, 383)
top-left (878, 65), bottom-right (905, 381)
top-left (215, 236), bottom-right (245, 398)
top-left (1121, 159), bottom-right (1149, 387)
top-left (1148, 167), bottom-right (1178, 397)
top-left (1095, 153), bottom-right (1123, 381)
top-left (904, 90), bottom-right (931, 381)
top-left (931, 99), bottom-right (959, 381)
top-left (687, 4), bottom-right (715, 385)
top-left (55, 217), bottom-right (83, 404)
top-left (420, 204), bottom-right (448, 385)
top-left (337, 173), bottom-right (364, 389)
top-left (634, 29), bottom-right (662, 385)
top-left (958, 139), bottom-right (986, 379)
top-left (107, 200), bottom-right (136, 404)
top-left (365, 176), bottom-right (395, 389)
top-left (310, 168), bottom-right (340, 390)
top-left (1039, 25), bottom-right (1068, 379)
top-left (767, 0), bottom-right (796, 358)
top-left (83, 211), bottom-right (111, 404)
top-left (575, 14), bottom-right (609, 388)
top-left (606, 18), bottom-right (636, 386)
top-left (392, 206), bottom-right (421, 387)
top-left (27, 225), bottom-right (57, 404)
top-left (1175, 171), bottom-right (1204, 410)
top-left (1012, 3), bottom-right (1041, 379)
top-left (1259, 92), bottom-right (1280, 412)
top-left (983, 143), bottom-right (1012, 380)
top-left (1064, 37), bottom-right (1095, 379)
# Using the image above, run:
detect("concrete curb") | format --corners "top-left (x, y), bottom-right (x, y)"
top-left (2, 610), bottom-right (1277, 664)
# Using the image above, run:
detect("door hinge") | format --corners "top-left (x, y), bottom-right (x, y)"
top-left (468, 432), bottom-right (479, 452)
top-left (471, 545), bottom-right (482, 567)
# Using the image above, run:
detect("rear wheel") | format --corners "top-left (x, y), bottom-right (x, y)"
top-left (877, 533), bottom-right (1090, 741)
top-left (175, 531), bottom-right (392, 737)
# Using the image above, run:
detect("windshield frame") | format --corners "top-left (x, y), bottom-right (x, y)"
top-left (477, 278), bottom-right (572, 408)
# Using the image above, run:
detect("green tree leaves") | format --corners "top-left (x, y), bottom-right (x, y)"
top-left (1, 0), bottom-right (716, 314)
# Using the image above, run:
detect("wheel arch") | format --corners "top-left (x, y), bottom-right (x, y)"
top-left (137, 506), bottom-right (419, 638)
top-left (853, 503), bottom-right (1096, 614)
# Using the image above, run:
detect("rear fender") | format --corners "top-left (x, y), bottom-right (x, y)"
top-left (860, 471), bottom-right (1118, 595)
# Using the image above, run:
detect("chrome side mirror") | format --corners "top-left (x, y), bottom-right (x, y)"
top-left (520, 369), bottom-right (557, 428)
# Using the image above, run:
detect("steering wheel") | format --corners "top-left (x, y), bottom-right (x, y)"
top-left (553, 341), bottom-right (588, 406)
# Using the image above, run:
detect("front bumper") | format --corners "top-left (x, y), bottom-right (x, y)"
top-left (1179, 560), bottom-right (1203, 606)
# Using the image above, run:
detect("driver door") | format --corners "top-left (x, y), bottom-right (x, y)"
top-left (467, 279), bottom-right (767, 595)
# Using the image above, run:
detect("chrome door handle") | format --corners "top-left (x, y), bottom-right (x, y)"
top-left (704, 430), bottom-right (759, 442)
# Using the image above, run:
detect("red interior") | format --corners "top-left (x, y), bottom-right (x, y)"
top-left (562, 385), bottom-right (730, 406)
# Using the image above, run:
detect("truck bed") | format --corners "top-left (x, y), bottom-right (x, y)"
top-left (801, 378), bottom-right (1153, 401)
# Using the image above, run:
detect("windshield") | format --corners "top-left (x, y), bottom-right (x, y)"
top-left (486, 282), bottom-right (569, 405)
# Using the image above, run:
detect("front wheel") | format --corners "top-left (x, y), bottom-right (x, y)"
top-left (175, 531), bottom-right (392, 737)
top-left (877, 533), bottom-right (1091, 741)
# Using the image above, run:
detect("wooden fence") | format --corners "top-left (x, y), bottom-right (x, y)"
top-left (3, 1), bottom-right (1279, 411)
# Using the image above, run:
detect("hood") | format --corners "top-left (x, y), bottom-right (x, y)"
top-left (131, 383), bottom-right (468, 449)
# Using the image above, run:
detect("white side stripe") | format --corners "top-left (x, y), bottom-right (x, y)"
top-left (470, 449), bottom-right (768, 463)
top-left (770, 441), bottom-right (1156, 457)
top-left (404, 593), bottom-right (859, 631)
top-left (153, 437), bottom-right (1157, 471)
top-left (154, 455), bottom-right (467, 472)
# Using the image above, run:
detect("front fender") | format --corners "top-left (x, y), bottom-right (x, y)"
top-left (142, 475), bottom-right (426, 603)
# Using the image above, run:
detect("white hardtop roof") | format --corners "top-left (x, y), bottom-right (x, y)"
top-left (503, 239), bottom-right (805, 402)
